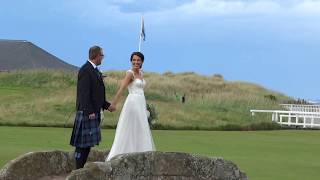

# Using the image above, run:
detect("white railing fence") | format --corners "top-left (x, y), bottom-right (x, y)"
top-left (250, 104), bottom-right (320, 128)
top-left (280, 104), bottom-right (320, 113)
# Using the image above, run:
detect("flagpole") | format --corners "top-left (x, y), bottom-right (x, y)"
top-left (138, 33), bottom-right (142, 52)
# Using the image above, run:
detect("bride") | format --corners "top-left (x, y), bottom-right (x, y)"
top-left (105, 51), bottom-right (156, 161)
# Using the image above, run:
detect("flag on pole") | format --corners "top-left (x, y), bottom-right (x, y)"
top-left (140, 16), bottom-right (145, 41)
top-left (138, 15), bottom-right (145, 52)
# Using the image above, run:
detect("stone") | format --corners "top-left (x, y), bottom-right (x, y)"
top-left (0, 150), bottom-right (247, 180)
top-left (0, 150), bottom-right (107, 180)
top-left (67, 151), bottom-right (247, 180)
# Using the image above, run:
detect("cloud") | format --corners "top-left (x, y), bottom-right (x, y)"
top-left (145, 0), bottom-right (320, 19)
top-left (293, 0), bottom-right (320, 14)
top-left (175, 0), bottom-right (281, 15)
top-left (4, 0), bottom-right (320, 26)
top-left (109, 0), bottom-right (194, 13)
top-left (52, 0), bottom-right (320, 29)
top-left (54, 0), bottom-right (194, 23)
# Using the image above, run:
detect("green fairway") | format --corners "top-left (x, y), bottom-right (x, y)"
top-left (0, 126), bottom-right (319, 180)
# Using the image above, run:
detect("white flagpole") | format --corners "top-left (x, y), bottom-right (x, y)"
top-left (138, 15), bottom-right (143, 52)
top-left (138, 33), bottom-right (142, 52)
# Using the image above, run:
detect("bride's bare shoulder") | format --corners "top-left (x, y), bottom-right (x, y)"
top-left (126, 70), bottom-right (134, 80)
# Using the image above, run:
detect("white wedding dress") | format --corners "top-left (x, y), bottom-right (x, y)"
top-left (105, 70), bottom-right (156, 161)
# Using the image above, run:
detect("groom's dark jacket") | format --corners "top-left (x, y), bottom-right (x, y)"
top-left (76, 61), bottom-right (111, 115)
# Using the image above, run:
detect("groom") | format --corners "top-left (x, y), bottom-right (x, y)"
top-left (70, 45), bottom-right (116, 169)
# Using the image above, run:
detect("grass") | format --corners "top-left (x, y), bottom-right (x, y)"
top-left (0, 126), bottom-right (319, 180)
top-left (0, 70), bottom-right (291, 130)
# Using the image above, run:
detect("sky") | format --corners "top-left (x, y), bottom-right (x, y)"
top-left (0, 0), bottom-right (319, 100)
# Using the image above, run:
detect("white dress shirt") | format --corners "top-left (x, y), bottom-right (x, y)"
top-left (88, 60), bottom-right (97, 69)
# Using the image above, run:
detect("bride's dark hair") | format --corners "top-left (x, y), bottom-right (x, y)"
top-left (130, 52), bottom-right (144, 68)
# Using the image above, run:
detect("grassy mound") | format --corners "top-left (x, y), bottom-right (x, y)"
top-left (0, 70), bottom-right (290, 130)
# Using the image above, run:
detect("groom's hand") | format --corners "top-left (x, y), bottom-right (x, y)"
top-left (108, 104), bottom-right (116, 112)
top-left (88, 113), bottom-right (96, 119)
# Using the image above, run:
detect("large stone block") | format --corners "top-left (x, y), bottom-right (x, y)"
top-left (0, 151), bottom-right (247, 180)
top-left (0, 150), bottom-right (107, 180)
top-left (67, 151), bottom-right (247, 180)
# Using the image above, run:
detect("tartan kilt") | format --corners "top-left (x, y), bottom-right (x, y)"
top-left (70, 111), bottom-right (101, 148)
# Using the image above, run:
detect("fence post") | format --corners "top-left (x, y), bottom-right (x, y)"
top-left (288, 112), bottom-right (291, 126)
top-left (272, 113), bottom-right (275, 122)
